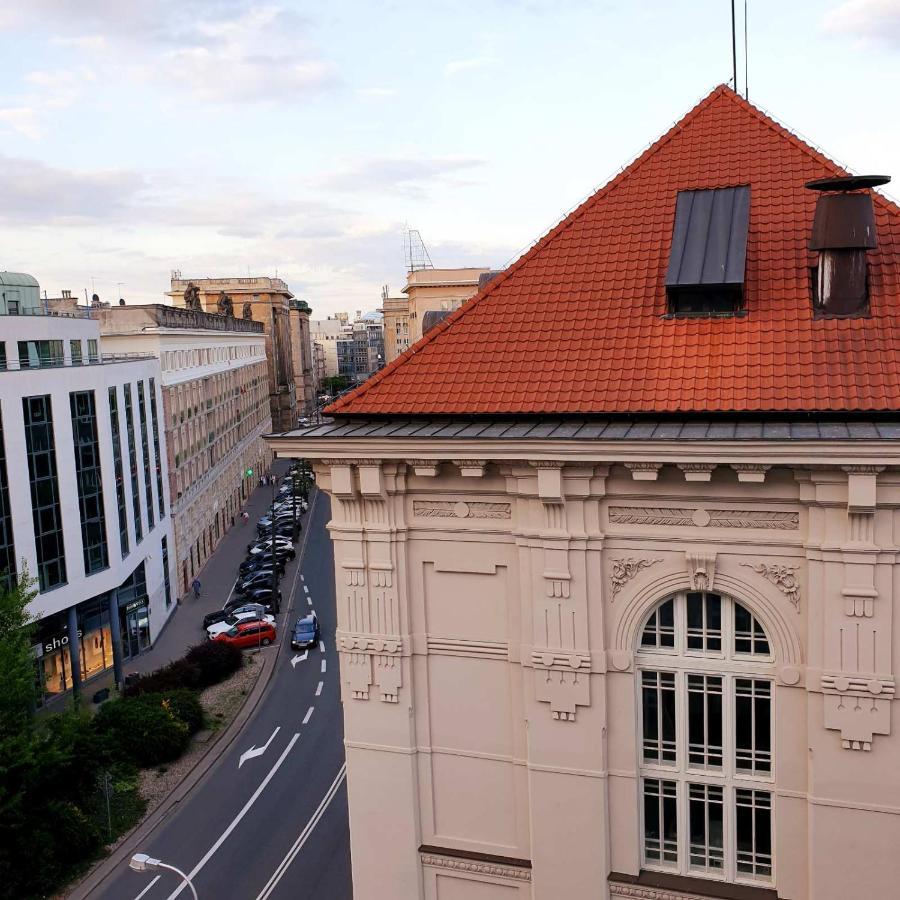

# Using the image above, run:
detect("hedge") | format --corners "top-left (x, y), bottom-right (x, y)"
top-left (93, 694), bottom-right (191, 767)
top-left (125, 641), bottom-right (242, 697)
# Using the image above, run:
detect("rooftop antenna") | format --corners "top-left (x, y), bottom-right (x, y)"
top-left (731, 0), bottom-right (738, 93)
top-left (405, 229), bottom-right (434, 272)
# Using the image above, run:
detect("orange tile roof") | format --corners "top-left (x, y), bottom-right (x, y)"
top-left (330, 85), bottom-right (900, 417)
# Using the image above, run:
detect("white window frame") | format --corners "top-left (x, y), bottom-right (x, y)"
top-left (637, 591), bottom-right (775, 888)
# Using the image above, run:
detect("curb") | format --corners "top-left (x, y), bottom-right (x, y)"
top-left (66, 487), bottom-right (320, 900)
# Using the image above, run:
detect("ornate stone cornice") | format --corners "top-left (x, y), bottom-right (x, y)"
top-left (625, 462), bottom-right (662, 481)
top-left (731, 463), bottom-right (771, 483)
top-left (677, 462), bottom-right (716, 482)
top-left (413, 499), bottom-right (511, 520)
top-left (420, 851), bottom-right (532, 882)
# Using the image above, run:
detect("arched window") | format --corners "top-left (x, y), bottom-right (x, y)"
top-left (636, 591), bottom-right (774, 886)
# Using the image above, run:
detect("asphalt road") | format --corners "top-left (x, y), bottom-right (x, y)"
top-left (93, 492), bottom-right (352, 900)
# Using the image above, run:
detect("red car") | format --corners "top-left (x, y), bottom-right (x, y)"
top-left (213, 620), bottom-right (276, 649)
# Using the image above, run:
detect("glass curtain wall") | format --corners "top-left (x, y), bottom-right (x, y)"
top-left (107, 387), bottom-right (129, 557)
top-left (123, 384), bottom-right (143, 542)
top-left (0, 408), bottom-right (16, 591)
top-left (70, 390), bottom-right (109, 574)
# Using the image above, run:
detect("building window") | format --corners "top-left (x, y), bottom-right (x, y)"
top-left (0, 342), bottom-right (6, 370)
top-left (136, 382), bottom-right (155, 528)
top-left (638, 592), bottom-right (773, 886)
top-left (22, 396), bottom-right (67, 591)
top-left (18, 340), bottom-right (64, 369)
top-left (107, 388), bottom-right (129, 558)
top-left (123, 384), bottom-right (143, 542)
top-left (0, 407), bottom-right (16, 591)
top-left (87, 339), bottom-right (99, 363)
top-left (148, 378), bottom-right (165, 518)
top-left (161, 535), bottom-right (172, 608)
top-left (70, 340), bottom-right (83, 365)
top-left (69, 391), bottom-right (109, 574)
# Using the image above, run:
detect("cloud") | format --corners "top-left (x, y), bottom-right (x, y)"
top-left (319, 156), bottom-right (487, 197)
top-left (357, 87), bottom-right (398, 98)
top-left (443, 56), bottom-right (498, 76)
top-left (0, 154), bottom-right (146, 222)
top-left (822, 0), bottom-right (900, 46)
top-left (50, 34), bottom-right (107, 50)
top-left (0, 108), bottom-right (41, 140)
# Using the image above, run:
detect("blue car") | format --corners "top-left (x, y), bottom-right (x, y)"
top-left (291, 613), bottom-right (320, 650)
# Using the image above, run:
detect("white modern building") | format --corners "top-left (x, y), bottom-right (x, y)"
top-left (0, 277), bottom-right (175, 704)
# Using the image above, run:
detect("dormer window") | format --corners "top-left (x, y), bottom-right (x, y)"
top-left (666, 186), bottom-right (750, 317)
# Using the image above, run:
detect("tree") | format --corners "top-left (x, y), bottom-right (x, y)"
top-left (322, 374), bottom-right (351, 395)
top-left (0, 570), bottom-right (37, 740)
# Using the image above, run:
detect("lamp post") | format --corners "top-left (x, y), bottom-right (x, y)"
top-left (271, 475), bottom-right (280, 615)
top-left (129, 853), bottom-right (198, 900)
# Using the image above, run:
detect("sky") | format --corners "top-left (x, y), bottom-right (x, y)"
top-left (0, 0), bottom-right (898, 317)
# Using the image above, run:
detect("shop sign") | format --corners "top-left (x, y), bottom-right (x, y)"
top-left (123, 599), bottom-right (146, 614)
top-left (39, 629), bottom-right (83, 655)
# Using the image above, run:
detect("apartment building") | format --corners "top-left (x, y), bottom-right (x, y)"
top-left (92, 304), bottom-right (270, 595)
top-left (1, 276), bottom-right (175, 704)
top-left (168, 275), bottom-right (303, 432)
top-left (310, 314), bottom-right (350, 379)
top-left (269, 86), bottom-right (900, 900)
top-left (381, 293), bottom-right (410, 364)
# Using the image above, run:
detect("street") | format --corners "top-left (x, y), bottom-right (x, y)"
top-left (89, 491), bottom-right (352, 900)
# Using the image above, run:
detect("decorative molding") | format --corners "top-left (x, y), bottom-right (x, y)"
top-left (532, 651), bottom-right (591, 721)
top-left (610, 557), bottom-right (663, 599)
top-left (678, 463), bottom-right (716, 482)
top-left (625, 462), bottom-right (662, 481)
top-left (420, 852), bottom-right (532, 883)
top-left (740, 562), bottom-right (800, 611)
top-left (452, 459), bottom-right (487, 477)
top-left (530, 460), bottom-right (564, 468)
top-left (339, 632), bottom-right (403, 703)
top-left (531, 650), bottom-right (591, 670)
top-left (686, 551), bottom-right (716, 591)
top-left (842, 465), bottom-right (886, 475)
top-left (731, 463), bottom-right (771, 483)
top-left (413, 499), bottom-right (511, 520)
top-left (841, 586), bottom-right (877, 618)
top-left (822, 673), bottom-right (895, 751)
top-left (545, 573), bottom-right (571, 599)
top-left (609, 884), bottom-right (718, 900)
top-left (344, 567), bottom-right (366, 587)
top-left (609, 506), bottom-right (799, 530)
top-left (427, 637), bottom-right (508, 660)
top-left (407, 459), bottom-right (440, 477)
top-left (338, 633), bottom-right (403, 654)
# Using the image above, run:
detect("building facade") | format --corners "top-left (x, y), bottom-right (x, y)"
top-left (310, 314), bottom-right (350, 379)
top-left (405, 267), bottom-right (492, 345)
top-left (91, 304), bottom-right (270, 596)
top-left (168, 275), bottom-right (302, 432)
top-left (289, 298), bottom-right (316, 418)
top-left (1, 289), bottom-right (175, 704)
top-left (268, 87), bottom-right (900, 900)
top-left (381, 293), bottom-right (410, 364)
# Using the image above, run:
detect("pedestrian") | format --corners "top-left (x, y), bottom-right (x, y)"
top-left (191, 577), bottom-right (201, 599)
top-left (259, 476), bottom-right (264, 488)
top-left (241, 511), bottom-right (249, 525)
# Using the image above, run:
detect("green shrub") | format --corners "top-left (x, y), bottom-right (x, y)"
top-left (125, 658), bottom-right (202, 696)
top-left (158, 689), bottom-right (204, 735)
top-left (185, 640), bottom-right (243, 687)
top-left (93, 695), bottom-right (190, 767)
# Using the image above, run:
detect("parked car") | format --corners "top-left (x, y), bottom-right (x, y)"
top-left (212, 620), bottom-right (277, 649)
top-left (224, 597), bottom-right (274, 617)
top-left (238, 555), bottom-right (285, 576)
top-left (247, 537), bottom-right (295, 557)
top-left (207, 609), bottom-right (275, 638)
top-left (256, 522), bottom-right (296, 540)
top-left (235, 569), bottom-right (280, 594)
top-left (291, 613), bottom-right (320, 650)
top-left (243, 586), bottom-right (282, 606)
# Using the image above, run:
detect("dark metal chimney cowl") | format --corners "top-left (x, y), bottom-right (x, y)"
top-left (805, 174), bottom-right (890, 318)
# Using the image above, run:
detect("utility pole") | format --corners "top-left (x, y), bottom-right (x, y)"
top-left (271, 475), bottom-right (280, 614)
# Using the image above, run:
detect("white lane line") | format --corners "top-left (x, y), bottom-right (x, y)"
top-left (303, 706), bottom-right (314, 725)
top-left (254, 764), bottom-right (347, 900)
top-left (306, 597), bottom-right (312, 606)
top-left (320, 659), bottom-right (326, 673)
top-left (303, 584), bottom-right (309, 594)
top-left (315, 681), bottom-right (323, 696)
top-left (133, 875), bottom-right (161, 900)
top-left (319, 640), bottom-right (325, 654)
top-left (164, 732), bottom-right (301, 899)
top-left (300, 574), bottom-right (305, 582)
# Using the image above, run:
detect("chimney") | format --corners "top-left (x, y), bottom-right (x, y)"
top-left (806, 174), bottom-right (890, 317)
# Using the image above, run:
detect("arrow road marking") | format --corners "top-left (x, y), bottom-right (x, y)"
top-left (321, 659), bottom-right (326, 673)
top-left (238, 726), bottom-right (281, 768)
top-left (290, 651), bottom-right (308, 668)
top-left (315, 681), bottom-right (323, 696)
top-left (166, 732), bottom-right (301, 899)
top-left (254, 764), bottom-right (347, 900)
top-left (303, 706), bottom-right (314, 725)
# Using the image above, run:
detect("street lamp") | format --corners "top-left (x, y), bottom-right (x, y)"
top-left (129, 853), bottom-right (198, 900)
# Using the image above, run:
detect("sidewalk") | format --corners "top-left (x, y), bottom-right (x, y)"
top-left (130, 460), bottom-right (300, 676)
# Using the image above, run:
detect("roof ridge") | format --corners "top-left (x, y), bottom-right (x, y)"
top-left (328, 84), bottom-right (733, 415)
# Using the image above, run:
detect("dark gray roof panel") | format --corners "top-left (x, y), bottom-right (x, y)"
top-left (666, 186), bottom-right (751, 287)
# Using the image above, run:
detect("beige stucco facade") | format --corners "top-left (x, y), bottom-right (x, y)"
top-left (268, 428), bottom-right (900, 900)
top-left (95, 305), bottom-right (271, 595)
top-left (405, 268), bottom-right (491, 344)
top-left (169, 276), bottom-right (302, 432)
top-left (381, 294), bottom-right (410, 364)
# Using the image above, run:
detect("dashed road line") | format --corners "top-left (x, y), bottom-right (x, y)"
top-left (321, 659), bottom-right (326, 673)
top-left (303, 706), bottom-right (315, 725)
top-left (319, 640), bottom-right (325, 653)
top-left (315, 681), bottom-right (323, 696)
top-left (303, 585), bottom-right (309, 594)
top-left (306, 597), bottom-right (312, 606)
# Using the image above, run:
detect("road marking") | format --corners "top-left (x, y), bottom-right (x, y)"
top-left (303, 706), bottom-right (314, 724)
top-left (133, 875), bottom-right (160, 900)
top-left (300, 574), bottom-right (305, 582)
top-left (165, 732), bottom-right (301, 899)
top-left (254, 764), bottom-right (348, 900)
top-left (239, 726), bottom-right (281, 768)
top-left (321, 659), bottom-right (326, 673)
top-left (306, 597), bottom-right (312, 606)
top-left (303, 585), bottom-right (309, 594)
top-left (319, 640), bottom-right (325, 653)
top-left (290, 651), bottom-right (308, 668)
top-left (315, 681), bottom-right (323, 696)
